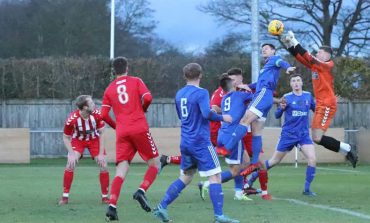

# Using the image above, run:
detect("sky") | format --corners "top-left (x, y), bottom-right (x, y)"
top-left (149, 0), bottom-right (232, 52)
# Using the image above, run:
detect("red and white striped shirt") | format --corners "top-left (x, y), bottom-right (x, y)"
top-left (63, 110), bottom-right (105, 141)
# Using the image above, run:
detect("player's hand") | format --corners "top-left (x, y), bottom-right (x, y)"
top-left (280, 97), bottom-right (287, 110)
top-left (222, 114), bottom-right (233, 123)
top-left (67, 151), bottom-right (79, 169)
top-left (286, 67), bottom-right (296, 74)
top-left (237, 84), bottom-right (252, 92)
top-left (96, 153), bottom-right (106, 168)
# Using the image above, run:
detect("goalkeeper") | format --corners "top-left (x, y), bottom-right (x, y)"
top-left (281, 31), bottom-right (358, 168)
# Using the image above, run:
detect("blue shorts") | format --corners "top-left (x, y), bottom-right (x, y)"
top-left (249, 88), bottom-right (273, 121)
top-left (180, 142), bottom-right (221, 177)
top-left (276, 133), bottom-right (313, 152)
top-left (217, 132), bottom-right (244, 165)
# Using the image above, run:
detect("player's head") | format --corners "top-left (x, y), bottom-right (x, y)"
top-left (113, 57), bottom-right (128, 75)
top-left (261, 43), bottom-right (276, 58)
top-left (75, 95), bottom-right (95, 114)
top-left (219, 73), bottom-right (234, 93)
top-left (316, 45), bottom-right (332, 62)
top-left (289, 73), bottom-right (303, 91)
top-left (227, 68), bottom-right (243, 86)
top-left (183, 63), bottom-right (202, 81)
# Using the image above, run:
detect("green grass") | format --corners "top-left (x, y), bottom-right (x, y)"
top-left (1, 159), bottom-right (370, 223)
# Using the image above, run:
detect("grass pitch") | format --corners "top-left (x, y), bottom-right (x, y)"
top-left (0, 159), bottom-right (369, 223)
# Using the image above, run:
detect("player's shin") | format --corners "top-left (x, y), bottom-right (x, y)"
top-left (209, 183), bottom-right (224, 217)
top-left (100, 171), bottom-right (110, 199)
top-left (221, 171), bottom-right (233, 183)
top-left (109, 176), bottom-right (124, 206)
top-left (304, 166), bottom-right (316, 192)
top-left (251, 136), bottom-right (262, 164)
top-left (139, 165), bottom-right (158, 192)
top-left (159, 179), bottom-right (186, 209)
top-left (63, 168), bottom-right (74, 196)
top-left (317, 135), bottom-right (341, 153)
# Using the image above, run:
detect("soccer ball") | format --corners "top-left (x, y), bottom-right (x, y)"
top-left (268, 20), bottom-right (284, 36)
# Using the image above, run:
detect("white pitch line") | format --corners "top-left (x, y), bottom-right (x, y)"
top-left (317, 167), bottom-right (363, 173)
top-left (275, 197), bottom-right (370, 220)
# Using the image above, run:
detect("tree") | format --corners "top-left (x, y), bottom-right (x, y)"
top-left (0, 0), bottom-right (158, 58)
top-left (199, 0), bottom-right (370, 57)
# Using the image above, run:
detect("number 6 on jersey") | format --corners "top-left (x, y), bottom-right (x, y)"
top-left (180, 98), bottom-right (188, 117)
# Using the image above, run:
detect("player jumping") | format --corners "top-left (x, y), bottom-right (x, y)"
top-left (281, 31), bottom-right (358, 167)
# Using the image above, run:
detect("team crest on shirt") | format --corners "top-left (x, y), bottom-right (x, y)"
top-left (312, 72), bottom-right (319, 79)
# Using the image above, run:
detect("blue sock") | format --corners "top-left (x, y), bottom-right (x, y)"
top-left (209, 183), bottom-right (223, 216)
top-left (251, 136), bottom-right (262, 164)
top-left (221, 171), bottom-right (233, 183)
top-left (159, 179), bottom-right (186, 209)
top-left (247, 171), bottom-right (259, 187)
top-left (225, 125), bottom-right (248, 150)
top-left (234, 175), bottom-right (243, 191)
top-left (304, 166), bottom-right (316, 192)
top-left (265, 160), bottom-right (271, 170)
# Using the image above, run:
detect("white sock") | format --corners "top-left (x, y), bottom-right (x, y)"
top-left (243, 183), bottom-right (250, 189)
top-left (62, 193), bottom-right (69, 197)
top-left (203, 181), bottom-right (210, 188)
top-left (261, 190), bottom-right (268, 196)
top-left (339, 142), bottom-right (351, 155)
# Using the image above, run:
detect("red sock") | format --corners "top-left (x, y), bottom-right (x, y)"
top-left (139, 166), bottom-right (158, 192)
top-left (170, 156), bottom-right (181, 165)
top-left (259, 169), bottom-right (268, 191)
top-left (63, 169), bottom-right (74, 194)
top-left (109, 176), bottom-right (124, 206)
top-left (100, 171), bottom-right (110, 196)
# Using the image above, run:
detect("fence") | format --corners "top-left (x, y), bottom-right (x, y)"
top-left (1, 99), bottom-right (369, 157)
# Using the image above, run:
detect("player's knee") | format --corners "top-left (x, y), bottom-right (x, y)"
top-left (66, 164), bottom-right (75, 170)
top-left (312, 136), bottom-right (321, 144)
top-left (100, 166), bottom-right (109, 172)
top-left (307, 156), bottom-right (316, 166)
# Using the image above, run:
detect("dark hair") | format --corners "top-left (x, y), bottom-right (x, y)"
top-left (75, 95), bottom-right (91, 110)
top-left (289, 73), bottom-right (303, 81)
top-left (319, 45), bottom-right (333, 55)
top-left (227, 68), bottom-right (243, 76)
top-left (113, 57), bottom-right (128, 75)
top-left (219, 74), bottom-right (233, 92)
top-left (183, 63), bottom-right (202, 80)
top-left (261, 43), bottom-right (276, 50)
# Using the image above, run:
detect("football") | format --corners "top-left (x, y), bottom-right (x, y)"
top-left (268, 20), bottom-right (284, 36)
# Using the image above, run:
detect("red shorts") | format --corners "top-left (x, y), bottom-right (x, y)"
top-left (71, 139), bottom-right (105, 158)
top-left (210, 132), bottom-right (218, 147)
top-left (116, 131), bottom-right (159, 164)
top-left (242, 132), bottom-right (264, 157)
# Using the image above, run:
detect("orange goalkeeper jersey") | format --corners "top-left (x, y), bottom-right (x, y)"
top-left (295, 52), bottom-right (336, 105)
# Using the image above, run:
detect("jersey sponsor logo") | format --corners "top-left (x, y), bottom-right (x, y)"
top-left (292, 110), bottom-right (308, 117)
top-left (312, 72), bottom-right (319, 80)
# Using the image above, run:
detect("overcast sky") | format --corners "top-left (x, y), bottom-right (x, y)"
top-left (149, 0), bottom-right (233, 52)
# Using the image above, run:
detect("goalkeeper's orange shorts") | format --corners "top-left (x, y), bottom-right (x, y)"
top-left (311, 104), bottom-right (337, 131)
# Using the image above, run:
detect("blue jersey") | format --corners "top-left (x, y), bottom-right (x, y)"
top-left (251, 55), bottom-right (291, 92)
top-left (275, 91), bottom-right (315, 137)
top-left (175, 85), bottom-right (223, 148)
top-left (220, 91), bottom-right (253, 134)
